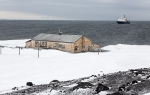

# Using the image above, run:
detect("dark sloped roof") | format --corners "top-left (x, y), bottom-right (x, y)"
top-left (32, 33), bottom-right (83, 43)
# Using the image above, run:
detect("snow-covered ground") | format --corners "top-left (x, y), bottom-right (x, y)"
top-left (145, 93), bottom-right (150, 95)
top-left (0, 39), bottom-right (150, 94)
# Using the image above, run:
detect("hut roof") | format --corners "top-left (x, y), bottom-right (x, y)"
top-left (32, 33), bottom-right (83, 43)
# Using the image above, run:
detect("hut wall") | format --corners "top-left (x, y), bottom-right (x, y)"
top-left (91, 44), bottom-right (100, 51)
top-left (64, 43), bottom-right (74, 52)
top-left (26, 40), bottom-right (42, 48)
top-left (47, 41), bottom-right (74, 52)
top-left (74, 36), bottom-right (92, 52)
top-left (25, 36), bottom-right (99, 53)
top-left (25, 40), bottom-right (36, 48)
top-left (25, 41), bottom-right (32, 48)
top-left (31, 40), bottom-right (36, 48)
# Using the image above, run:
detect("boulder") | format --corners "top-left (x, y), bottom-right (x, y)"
top-left (118, 84), bottom-right (126, 91)
top-left (26, 82), bottom-right (33, 86)
top-left (131, 80), bottom-right (138, 84)
top-left (72, 82), bottom-right (93, 90)
top-left (95, 83), bottom-right (109, 94)
top-left (107, 91), bottom-right (124, 95)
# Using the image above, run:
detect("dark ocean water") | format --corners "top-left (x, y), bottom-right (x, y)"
top-left (0, 20), bottom-right (150, 47)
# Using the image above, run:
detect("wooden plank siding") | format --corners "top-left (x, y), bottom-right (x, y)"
top-left (25, 34), bottom-right (99, 53)
top-left (74, 36), bottom-right (92, 52)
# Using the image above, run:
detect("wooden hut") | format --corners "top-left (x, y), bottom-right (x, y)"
top-left (25, 33), bottom-right (99, 53)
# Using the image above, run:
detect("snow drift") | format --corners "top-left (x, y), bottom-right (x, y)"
top-left (0, 39), bottom-right (150, 94)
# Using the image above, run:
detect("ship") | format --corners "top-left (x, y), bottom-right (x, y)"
top-left (117, 15), bottom-right (130, 24)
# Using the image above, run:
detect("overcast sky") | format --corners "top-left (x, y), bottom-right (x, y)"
top-left (0, 0), bottom-right (150, 20)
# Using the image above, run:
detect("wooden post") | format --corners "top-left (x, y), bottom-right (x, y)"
top-left (0, 47), bottom-right (1, 54)
top-left (98, 48), bottom-right (100, 55)
top-left (98, 48), bottom-right (101, 55)
top-left (82, 32), bottom-right (85, 52)
top-left (38, 48), bottom-right (39, 58)
top-left (19, 47), bottom-right (20, 55)
top-left (16, 46), bottom-right (23, 55)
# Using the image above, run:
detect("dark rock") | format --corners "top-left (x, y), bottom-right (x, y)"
top-left (118, 84), bottom-right (126, 91)
top-left (131, 80), bottom-right (138, 84)
top-left (126, 86), bottom-right (131, 91)
top-left (12, 87), bottom-right (18, 90)
top-left (126, 82), bottom-right (130, 86)
top-left (146, 75), bottom-right (150, 79)
top-left (72, 82), bottom-right (93, 90)
top-left (91, 75), bottom-right (97, 77)
top-left (50, 80), bottom-right (61, 89)
top-left (108, 91), bottom-right (123, 95)
top-left (109, 91), bottom-right (138, 95)
top-left (95, 83), bottom-right (109, 94)
top-left (50, 80), bottom-right (60, 83)
top-left (135, 72), bottom-right (139, 76)
top-left (26, 82), bottom-right (33, 86)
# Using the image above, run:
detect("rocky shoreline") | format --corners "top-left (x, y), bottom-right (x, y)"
top-left (2, 68), bottom-right (150, 95)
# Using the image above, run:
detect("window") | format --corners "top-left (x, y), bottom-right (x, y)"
top-left (40, 41), bottom-right (47, 47)
top-left (74, 46), bottom-right (78, 50)
top-left (35, 41), bottom-right (47, 47)
top-left (35, 41), bottom-right (40, 47)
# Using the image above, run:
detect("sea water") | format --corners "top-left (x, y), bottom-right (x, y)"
top-left (0, 20), bottom-right (150, 47)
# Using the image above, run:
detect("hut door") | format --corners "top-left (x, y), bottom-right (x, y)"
top-left (88, 46), bottom-right (91, 51)
top-left (74, 46), bottom-right (79, 52)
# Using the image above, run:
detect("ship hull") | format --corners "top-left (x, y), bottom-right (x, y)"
top-left (117, 21), bottom-right (130, 24)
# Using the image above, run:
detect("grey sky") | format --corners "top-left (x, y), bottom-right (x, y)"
top-left (0, 0), bottom-right (150, 20)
